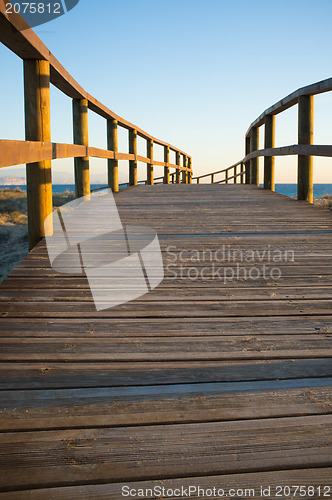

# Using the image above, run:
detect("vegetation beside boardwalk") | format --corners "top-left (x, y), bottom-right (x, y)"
top-left (0, 188), bottom-right (75, 283)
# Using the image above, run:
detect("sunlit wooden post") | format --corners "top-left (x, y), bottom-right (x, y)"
top-left (107, 118), bottom-right (119, 192)
top-left (73, 98), bottom-right (90, 198)
top-left (197, 177), bottom-right (200, 184)
top-left (188, 158), bottom-right (192, 183)
top-left (164, 146), bottom-right (170, 184)
top-left (251, 126), bottom-right (259, 186)
top-left (298, 95), bottom-right (314, 203)
top-left (264, 115), bottom-right (275, 191)
top-left (241, 162), bottom-right (245, 184)
top-left (245, 136), bottom-right (251, 184)
top-left (176, 151), bottom-right (181, 183)
top-left (182, 155), bottom-right (188, 183)
top-left (147, 139), bottom-right (154, 185)
top-left (234, 165), bottom-right (237, 184)
top-left (225, 169), bottom-right (229, 184)
top-left (24, 59), bottom-right (53, 251)
top-left (129, 129), bottom-right (138, 186)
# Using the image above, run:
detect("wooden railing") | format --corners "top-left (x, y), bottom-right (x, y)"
top-left (194, 78), bottom-right (332, 203)
top-left (193, 161), bottom-right (245, 185)
top-left (0, 3), bottom-right (192, 249)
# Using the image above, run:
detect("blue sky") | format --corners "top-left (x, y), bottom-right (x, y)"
top-left (1, 0), bottom-right (332, 184)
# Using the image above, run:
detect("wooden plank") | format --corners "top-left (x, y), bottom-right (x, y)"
top-left (0, 359), bottom-right (331, 390)
top-left (1, 468), bottom-right (331, 499)
top-left (0, 416), bottom-right (330, 491)
top-left (0, 334), bottom-right (330, 362)
top-left (0, 379), bottom-right (331, 432)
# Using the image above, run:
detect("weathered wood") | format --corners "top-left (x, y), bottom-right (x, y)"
top-left (245, 136), bottom-right (251, 183)
top-left (298, 95), bottom-right (314, 203)
top-left (129, 129), bottom-right (137, 186)
top-left (164, 146), bottom-right (170, 184)
top-left (147, 139), bottom-right (153, 185)
top-left (2, 468), bottom-right (331, 500)
top-left (0, 381), bottom-right (331, 432)
top-left (182, 155), bottom-right (188, 183)
top-left (264, 114), bottom-right (275, 191)
top-left (107, 118), bottom-right (118, 192)
top-left (73, 98), bottom-right (90, 198)
top-left (0, 415), bottom-right (330, 490)
top-left (241, 162), bottom-right (245, 183)
top-left (24, 59), bottom-right (52, 251)
top-left (176, 151), bottom-right (181, 183)
top-left (0, 184), bottom-right (332, 492)
top-left (251, 126), bottom-right (259, 186)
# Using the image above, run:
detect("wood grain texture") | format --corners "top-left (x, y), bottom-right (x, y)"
top-left (0, 184), bottom-right (331, 493)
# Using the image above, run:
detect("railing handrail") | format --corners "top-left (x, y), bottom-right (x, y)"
top-left (0, 2), bottom-right (189, 156)
top-left (192, 161), bottom-right (243, 180)
top-left (246, 77), bottom-right (332, 137)
top-left (0, 4), bottom-right (193, 249)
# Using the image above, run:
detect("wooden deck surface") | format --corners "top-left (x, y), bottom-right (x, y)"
top-left (0, 184), bottom-right (331, 498)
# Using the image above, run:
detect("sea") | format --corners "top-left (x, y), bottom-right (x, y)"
top-left (1, 183), bottom-right (332, 198)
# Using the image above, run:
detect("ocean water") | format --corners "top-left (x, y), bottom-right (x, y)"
top-left (1, 183), bottom-right (332, 198)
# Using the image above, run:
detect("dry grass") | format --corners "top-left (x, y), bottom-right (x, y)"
top-left (314, 194), bottom-right (332, 209)
top-left (0, 188), bottom-right (75, 283)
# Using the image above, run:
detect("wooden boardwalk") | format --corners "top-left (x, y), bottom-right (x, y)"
top-left (0, 184), bottom-right (332, 498)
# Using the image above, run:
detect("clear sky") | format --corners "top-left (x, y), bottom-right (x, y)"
top-left (1, 0), bottom-right (332, 185)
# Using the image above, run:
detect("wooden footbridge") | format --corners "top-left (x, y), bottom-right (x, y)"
top-left (0, 4), bottom-right (332, 498)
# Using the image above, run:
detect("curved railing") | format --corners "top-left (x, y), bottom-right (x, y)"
top-left (0, 2), bottom-right (192, 249)
top-left (194, 77), bottom-right (332, 203)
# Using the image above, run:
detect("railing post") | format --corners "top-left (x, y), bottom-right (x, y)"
top-left (264, 115), bottom-right (275, 191)
top-left (182, 155), bottom-right (187, 183)
top-left (147, 139), bottom-right (154, 185)
top-left (73, 98), bottom-right (90, 198)
top-left (107, 118), bottom-right (119, 192)
top-left (234, 165), bottom-right (237, 184)
top-left (225, 169), bottom-right (229, 184)
top-left (241, 162), bottom-right (245, 184)
top-left (197, 177), bottom-right (200, 184)
top-left (24, 59), bottom-right (52, 251)
top-left (188, 158), bottom-right (192, 183)
top-left (211, 174), bottom-right (214, 183)
top-left (245, 136), bottom-right (251, 184)
top-left (164, 146), bottom-right (170, 184)
top-left (298, 95), bottom-right (314, 203)
top-left (176, 151), bottom-right (181, 183)
top-left (129, 129), bottom-right (138, 186)
top-left (251, 126), bottom-right (259, 186)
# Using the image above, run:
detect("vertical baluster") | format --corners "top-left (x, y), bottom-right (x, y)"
top-left (24, 59), bottom-right (52, 250)
top-left (182, 155), bottom-right (187, 183)
top-left (73, 98), bottom-right (90, 198)
top-left (107, 118), bottom-right (119, 192)
top-left (298, 95), bottom-right (314, 203)
top-left (251, 126), bottom-right (259, 186)
top-left (129, 129), bottom-right (137, 186)
top-left (264, 115), bottom-right (275, 191)
top-left (176, 152), bottom-right (181, 183)
top-left (245, 136), bottom-right (251, 184)
top-left (164, 146), bottom-right (170, 184)
top-left (241, 162), bottom-right (245, 184)
top-left (147, 139), bottom-right (154, 185)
